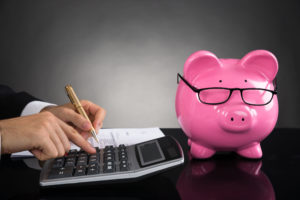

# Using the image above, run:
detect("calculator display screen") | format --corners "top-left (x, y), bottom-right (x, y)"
top-left (137, 140), bottom-right (166, 166)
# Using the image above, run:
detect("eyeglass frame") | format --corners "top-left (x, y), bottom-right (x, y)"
top-left (177, 73), bottom-right (278, 106)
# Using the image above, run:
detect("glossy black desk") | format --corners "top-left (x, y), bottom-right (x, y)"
top-left (1, 128), bottom-right (300, 200)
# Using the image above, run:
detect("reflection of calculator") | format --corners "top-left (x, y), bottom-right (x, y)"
top-left (40, 136), bottom-right (184, 186)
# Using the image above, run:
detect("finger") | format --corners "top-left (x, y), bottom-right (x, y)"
top-left (82, 101), bottom-right (106, 130)
top-left (75, 127), bottom-right (91, 140)
top-left (49, 129), bottom-right (66, 157)
top-left (31, 139), bottom-right (58, 161)
top-left (58, 108), bottom-right (91, 131)
top-left (79, 131), bottom-right (91, 140)
top-left (99, 122), bottom-right (103, 129)
top-left (80, 123), bottom-right (102, 138)
top-left (59, 120), bottom-right (96, 154)
top-left (93, 109), bottom-right (105, 131)
top-left (54, 119), bottom-right (71, 152)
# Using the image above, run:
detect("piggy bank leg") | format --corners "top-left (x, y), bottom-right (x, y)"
top-left (190, 142), bottom-right (215, 159)
top-left (237, 142), bottom-right (262, 159)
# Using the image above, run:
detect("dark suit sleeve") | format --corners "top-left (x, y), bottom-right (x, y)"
top-left (0, 85), bottom-right (40, 120)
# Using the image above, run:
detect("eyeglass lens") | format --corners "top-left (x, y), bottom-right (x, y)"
top-left (242, 89), bottom-right (273, 105)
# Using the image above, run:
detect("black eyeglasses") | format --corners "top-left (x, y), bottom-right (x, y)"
top-left (177, 73), bottom-right (277, 106)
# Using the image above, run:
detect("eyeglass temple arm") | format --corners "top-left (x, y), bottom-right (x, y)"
top-left (177, 73), bottom-right (180, 84)
top-left (177, 73), bottom-right (199, 92)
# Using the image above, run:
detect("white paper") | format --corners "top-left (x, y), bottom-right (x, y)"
top-left (11, 127), bottom-right (165, 158)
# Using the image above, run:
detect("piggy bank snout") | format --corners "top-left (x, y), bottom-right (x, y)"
top-left (218, 106), bottom-right (253, 133)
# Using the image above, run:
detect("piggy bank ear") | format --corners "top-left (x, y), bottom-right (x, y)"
top-left (184, 51), bottom-right (221, 81)
top-left (240, 50), bottom-right (278, 81)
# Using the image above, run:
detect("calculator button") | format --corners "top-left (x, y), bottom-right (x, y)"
top-left (55, 157), bottom-right (65, 162)
top-left (89, 163), bottom-right (99, 168)
top-left (78, 157), bottom-right (88, 162)
top-left (78, 156), bottom-right (87, 161)
top-left (65, 160), bottom-right (76, 168)
top-left (77, 159), bottom-right (87, 166)
top-left (64, 161), bottom-right (75, 167)
top-left (103, 164), bottom-right (115, 173)
top-left (119, 151), bottom-right (127, 155)
top-left (106, 161), bottom-right (114, 166)
top-left (104, 151), bottom-right (114, 157)
top-left (104, 152), bottom-right (114, 156)
top-left (78, 152), bottom-right (88, 157)
top-left (119, 150), bottom-right (126, 155)
top-left (119, 154), bottom-right (127, 161)
top-left (52, 162), bottom-right (64, 168)
top-left (89, 154), bottom-right (97, 159)
top-left (120, 160), bottom-right (127, 165)
top-left (120, 163), bottom-right (129, 171)
top-left (104, 156), bottom-right (113, 162)
top-left (64, 162), bottom-right (75, 167)
top-left (66, 157), bottom-right (76, 162)
top-left (87, 162), bottom-right (100, 175)
top-left (74, 167), bottom-right (86, 176)
top-left (49, 167), bottom-right (73, 179)
top-left (79, 153), bottom-right (88, 158)
top-left (104, 149), bottom-right (114, 154)
top-left (89, 158), bottom-right (99, 165)
top-left (119, 149), bottom-right (127, 154)
top-left (104, 153), bottom-right (114, 159)
top-left (89, 156), bottom-right (100, 162)
top-left (65, 157), bottom-right (76, 167)
top-left (87, 166), bottom-right (99, 175)
top-left (52, 158), bottom-right (65, 168)
top-left (61, 167), bottom-right (73, 177)
top-left (76, 165), bottom-right (85, 170)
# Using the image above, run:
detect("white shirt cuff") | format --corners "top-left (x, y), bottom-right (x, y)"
top-left (21, 101), bottom-right (57, 116)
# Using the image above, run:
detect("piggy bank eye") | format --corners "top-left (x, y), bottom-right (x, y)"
top-left (244, 80), bottom-right (248, 82)
top-left (219, 80), bottom-right (222, 83)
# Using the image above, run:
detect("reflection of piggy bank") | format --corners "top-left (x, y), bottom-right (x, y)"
top-left (176, 159), bottom-right (275, 200)
top-left (175, 50), bottom-right (278, 159)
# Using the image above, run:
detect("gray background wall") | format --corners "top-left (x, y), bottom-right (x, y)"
top-left (0, 0), bottom-right (299, 128)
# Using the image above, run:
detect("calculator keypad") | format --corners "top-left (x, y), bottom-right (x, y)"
top-left (48, 145), bottom-right (129, 179)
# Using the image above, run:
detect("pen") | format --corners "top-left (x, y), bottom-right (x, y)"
top-left (65, 84), bottom-right (100, 145)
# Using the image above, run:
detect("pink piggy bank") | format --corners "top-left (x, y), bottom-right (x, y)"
top-left (175, 50), bottom-right (278, 159)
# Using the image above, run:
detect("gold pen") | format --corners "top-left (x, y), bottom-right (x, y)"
top-left (65, 84), bottom-right (100, 144)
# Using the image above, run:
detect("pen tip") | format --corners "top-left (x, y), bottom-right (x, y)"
top-left (91, 130), bottom-right (100, 144)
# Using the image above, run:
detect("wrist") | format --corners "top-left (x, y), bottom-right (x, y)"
top-left (40, 105), bottom-right (56, 113)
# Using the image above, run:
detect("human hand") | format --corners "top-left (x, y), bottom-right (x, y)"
top-left (41, 100), bottom-right (106, 140)
top-left (0, 112), bottom-right (96, 160)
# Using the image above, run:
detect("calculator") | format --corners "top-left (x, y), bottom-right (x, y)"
top-left (39, 136), bottom-right (184, 186)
